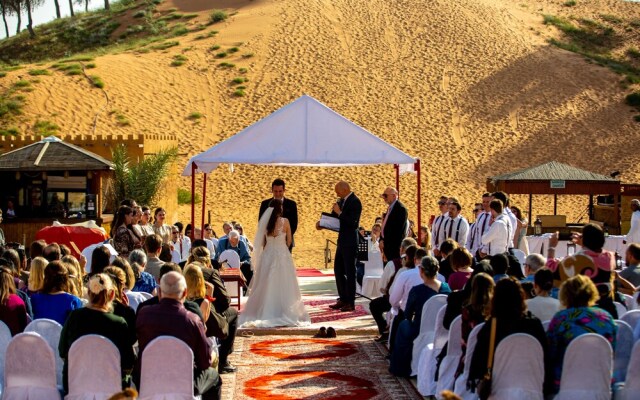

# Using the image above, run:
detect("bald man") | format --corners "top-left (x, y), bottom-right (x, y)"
top-left (317, 181), bottom-right (362, 312)
top-left (379, 187), bottom-right (409, 262)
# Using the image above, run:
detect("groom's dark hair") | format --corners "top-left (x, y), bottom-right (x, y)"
top-left (272, 178), bottom-right (285, 189)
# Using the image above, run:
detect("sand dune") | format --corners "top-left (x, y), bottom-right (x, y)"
top-left (1, 0), bottom-right (639, 266)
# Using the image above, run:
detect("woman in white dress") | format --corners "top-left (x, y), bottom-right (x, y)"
top-left (238, 200), bottom-right (310, 328)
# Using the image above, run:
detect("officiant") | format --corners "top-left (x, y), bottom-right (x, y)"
top-left (259, 178), bottom-right (298, 252)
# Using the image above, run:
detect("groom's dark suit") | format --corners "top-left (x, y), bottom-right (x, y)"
top-left (259, 197), bottom-right (298, 249)
top-left (333, 192), bottom-right (362, 307)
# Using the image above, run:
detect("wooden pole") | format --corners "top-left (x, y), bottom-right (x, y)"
top-left (415, 159), bottom-right (421, 232)
top-left (528, 193), bottom-right (533, 227)
top-left (553, 194), bottom-right (557, 215)
top-left (201, 173), bottom-right (207, 239)
top-left (190, 163), bottom-right (196, 241)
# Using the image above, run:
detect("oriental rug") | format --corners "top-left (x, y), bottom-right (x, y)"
top-left (221, 335), bottom-right (421, 400)
top-left (296, 268), bottom-right (335, 278)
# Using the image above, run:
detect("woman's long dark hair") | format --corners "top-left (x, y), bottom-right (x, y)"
top-left (111, 205), bottom-right (132, 237)
top-left (266, 199), bottom-right (283, 236)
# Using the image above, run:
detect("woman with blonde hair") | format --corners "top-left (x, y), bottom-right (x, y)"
top-left (59, 273), bottom-right (135, 394)
top-left (184, 264), bottom-right (212, 324)
top-left (27, 256), bottom-right (48, 295)
top-left (62, 255), bottom-right (87, 300)
top-left (104, 267), bottom-right (136, 345)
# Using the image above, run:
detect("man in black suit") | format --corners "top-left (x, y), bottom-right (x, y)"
top-left (259, 178), bottom-right (298, 251)
top-left (379, 187), bottom-right (408, 262)
top-left (316, 181), bottom-right (362, 312)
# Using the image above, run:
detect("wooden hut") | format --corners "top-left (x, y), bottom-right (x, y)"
top-left (487, 161), bottom-right (621, 234)
top-left (0, 136), bottom-right (113, 245)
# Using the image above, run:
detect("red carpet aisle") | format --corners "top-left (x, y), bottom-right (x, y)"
top-left (221, 335), bottom-right (421, 400)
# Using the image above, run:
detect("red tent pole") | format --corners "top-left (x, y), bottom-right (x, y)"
top-left (415, 159), bottom-right (421, 232)
top-left (394, 164), bottom-right (400, 193)
top-left (201, 173), bottom-right (207, 238)
top-left (191, 163), bottom-right (196, 241)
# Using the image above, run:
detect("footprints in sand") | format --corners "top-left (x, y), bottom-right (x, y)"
top-left (451, 105), bottom-right (467, 147)
top-left (442, 66), bottom-right (454, 92)
top-left (509, 104), bottom-right (520, 132)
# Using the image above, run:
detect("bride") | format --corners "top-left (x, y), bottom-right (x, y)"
top-left (238, 199), bottom-right (310, 328)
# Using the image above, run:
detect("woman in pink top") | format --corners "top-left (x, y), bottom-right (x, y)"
top-left (0, 267), bottom-right (27, 336)
top-left (447, 247), bottom-right (474, 291)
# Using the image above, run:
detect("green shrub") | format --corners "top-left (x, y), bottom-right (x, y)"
top-left (210, 10), bottom-right (228, 23)
top-left (215, 52), bottom-right (227, 58)
top-left (116, 113), bottom-right (130, 126)
top-left (85, 63), bottom-right (96, 69)
top-left (14, 80), bottom-right (31, 88)
top-left (627, 92), bottom-right (640, 108)
top-left (209, 45), bottom-right (221, 51)
top-left (218, 62), bottom-right (235, 68)
top-left (177, 188), bottom-right (201, 204)
top-left (183, 13), bottom-right (198, 20)
top-left (0, 72), bottom-right (6, 78)
top-left (232, 89), bottom-right (245, 97)
top-left (0, 127), bottom-right (19, 136)
top-left (242, 52), bottom-right (254, 58)
top-left (238, 67), bottom-right (248, 73)
top-left (133, 10), bottom-right (146, 18)
top-left (33, 120), bottom-right (60, 136)
top-left (171, 54), bottom-right (187, 67)
top-left (600, 14), bottom-right (622, 24)
top-left (89, 75), bottom-right (105, 89)
top-left (188, 111), bottom-right (203, 120)
top-left (627, 48), bottom-right (640, 59)
top-left (150, 41), bottom-right (179, 51)
top-left (171, 24), bottom-right (189, 37)
top-left (0, 95), bottom-right (25, 118)
top-left (28, 69), bottom-right (51, 76)
top-left (231, 77), bottom-right (246, 84)
top-left (563, 0), bottom-right (576, 6)
top-left (227, 47), bottom-right (239, 53)
top-left (59, 56), bottom-right (94, 63)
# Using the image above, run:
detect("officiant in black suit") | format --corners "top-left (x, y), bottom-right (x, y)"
top-left (379, 187), bottom-right (408, 262)
top-left (259, 178), bottom-right (298, 251)
top-left (316, 181), bottom-right (362, 312)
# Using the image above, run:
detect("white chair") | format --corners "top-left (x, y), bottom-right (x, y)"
top-left (66, 335), bottom-right (121, 400)
top-left (620, 310), bottom-right (640, 331)
top-left (126, 291), bottom-right (152, 312)
top-left (24, 318), bottom-right (63, 389)
top-left (217, 250), bottom-right (240, 269)
top-left (555, 333), bottom-right (613, 400)
top-left (3, 332), bottom-right (60, 400)
top-left (453, 322), bottom-right (484, 400)
top-left (139, 336), bottom-right (195, 400)
top-left (542, 320), bottom-right (551, 331)
top-left (623, 294), bottom-right (635, 312)
top-left (615, 302), bottom-right (628, 319)
top-left (436, 315), bottom-right (462, 397)
top-left (361, 252), bottom-right (385, 299)
top-left (491, 333), bottom-right (544, 400)
top-left (613, 320), bottom-right (634, 384)
top-left (0, 321), bottom-right (12, 391)
top-left (410, 294), bottom-right (447, 371)
top-left (417, 305), bottom-right (448, 396)
top-left (613, 340), bottom-right (640, 400)
top-left (512, 249), bottom-right (526, 275)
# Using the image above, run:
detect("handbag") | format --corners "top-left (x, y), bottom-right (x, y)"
top-left (477, 317), bottom-right (497, 400)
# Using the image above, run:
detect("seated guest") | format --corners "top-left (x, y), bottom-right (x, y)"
top-left (469, 278), bottom-right (549, 394)
top-left (135, 272), bottom-right (222, 399)
top-left (419, 225), bottom-right (431, 250)
top-left (448, 248), bottom-right (474, 291)
top-left (184, 265), bottom-right (213, 325)
top-left (30, 261), bottom-right (83, 325)
top-left (442, 260), bottom-right (493, 330)
top-left (0, 267), bottom-right (27, 336)
top-left (3, 249), bottom-right (25, 291)
top-left (28, 240), bottom-right (47, 264)
top-left (129, 249), bottom-right (157, 294)
top-left (27, 256), bottom-right (47, 296)
top-left (171, 223), bottom-right (191, 262)
top-left (159, 243), bottom-right (174, 263)
top-left (104, 266), bottom-right (137, 345)
top-left (621, 243), bottom-right (640, 287)
top-left (522, 253), bottom-right (546, 282)
top-left (59, 273), bottom-right (135, 393)
top-left (90, 245), bottom-right (112, 277)
top-left (201, 224), bottom-right (218, 257)
top-left (215, 230), bottom-right (252, 286)
top-left (390, 256), bottom-right (451, 376)
top-left (233, 223), bottom-right (253, 252)
top-left (526, 269), bottom-right (559, 322)
top-left (490, 253), bottom-right (510, 282)
top-left (62, 255), bottom-right (86, 300)
top-left (0, 257), bottom-right (32, 319)
top-left (459, 272), bottom-right (494, 375)
top-left (143, 235), bottom-right (164, 282)
top-left (43, 243), bottom-right (62, 263)
top-left (388, 245), bottom-right (422, 352)
top-left (547, 275), bottom-right (617, 394)
top-left (438, 239), bottom-right (458, 281)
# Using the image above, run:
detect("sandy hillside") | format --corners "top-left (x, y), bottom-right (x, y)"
top-left (2, 0), bottom-right (640, 266)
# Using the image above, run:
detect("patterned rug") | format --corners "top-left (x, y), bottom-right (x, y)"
top-left (222, 335), bottom-right (421, 400)
top-left (296, 268), bottom-right (335, 277)
top-left (304, 299), bottom-right (369, 324)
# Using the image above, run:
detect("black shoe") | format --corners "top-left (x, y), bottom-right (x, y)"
top-left (219, 363), bottom-right (237, 374)
top-left (374, 333), bottom-right (389, 343)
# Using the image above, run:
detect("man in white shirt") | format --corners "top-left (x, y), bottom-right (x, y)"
top-left (431, 196), bottom-right (449, 257)
top-left (442, 201), bottom-right (469, 248)
top-left (472, 194), bottom-right (493, 256)
top-left (171, 223), bottom-right (191, 262)
top-left (481, 199), bottom-right (512, 257)
top-left (492, 191), bottom-right (517, 248)
top-left (466, 203), bottom-right (484, 251)
top-left (624, 199), bottom-right (640, 246)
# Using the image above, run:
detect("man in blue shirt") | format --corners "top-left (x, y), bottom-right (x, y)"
top-left (216, 230), bottom-right (252, 286)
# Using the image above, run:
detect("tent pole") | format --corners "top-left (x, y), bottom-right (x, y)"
top-left (394, 164), bottom-right (399, 193)
top-left (415, 159), bottom-right (421, 233)
top-left (191, 163), bottom-right (196, 241)
top-left (553, 194), bottom-right (557, 215)
top-left (201, 173), bottom-right (207, 239)
top-left (528, 193), bottom-right (533, 227)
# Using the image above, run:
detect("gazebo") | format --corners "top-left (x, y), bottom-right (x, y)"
top-left (486, 161), bottom-right (621, 233)
top-left (0, 136), bottom-right (113, 243)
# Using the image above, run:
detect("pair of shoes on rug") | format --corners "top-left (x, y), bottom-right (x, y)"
top-left (374, 332), bottom-right (389, 343)
top-left (313, 326), bottom-right (337, 338)
top-left (218, 362), bottom-right (237, 374)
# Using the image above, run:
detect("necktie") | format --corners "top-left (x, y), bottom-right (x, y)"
top-left (434, 216), bottom-right (442, 244)
top-left (448, 218), bottom-right (454, 239)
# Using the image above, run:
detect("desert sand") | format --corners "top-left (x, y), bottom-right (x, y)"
top-left (1, 0), bottom-right (639, 266)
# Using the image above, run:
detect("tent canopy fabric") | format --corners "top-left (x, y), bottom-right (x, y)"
top-left (183, 95), bottom-right (416, 175)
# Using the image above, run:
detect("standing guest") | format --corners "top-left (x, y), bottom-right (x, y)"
top-left (442, 201), bottom-right (469, 249)
top-left (0, 267), bottom-right (27, 336)
top-left (458, 273), bottom-right (494, 376)
top-left (0, 210), bottom-right (5, 246)
top-left (547, 275), bottom-right (617, 394)
top-left (469, 278), bottom-right (549, 393)
top-left (390, 256), bottom-right (450, 377)
top-left (624, 199), bottom-right (640, 246)
top-left (202, 224), bottom-right (218, 256)
top-left (135, 272), bottom-right (222, 399)
top-left (152, 208), bottom-right (172, 244)
top-left (431, 196), bottom-right (450, 258)
top-left (621, 243), bottom-right (640, 286)
top-left (27, 256), bottom-right (47, 296)
top-left (316, 181), bottom-right (362, 312)
top-left (448, 248), bottom-right (474, 291)
top-left (379, 187), bottom-right (409, 263)
top-left (130, 206), bottom-right (144, 238)
top-left (111, 205), bottom-right (140, 258)
top-left (492, 191), bottom-right (518, 248)
top-left (129, 249), bottom-right (157, 294)
top-left (526, 269), bottom-right (560, 322)
top-left (30, 261), bottom-right (83, 325)
top-left (470, 194), bottom-right (493, 257)
top-left (511, 206), bottom-right (529, 253)
top-left (465, 204), bottom-right (483, 252)
top-left (59, 273), bottom-right (135, 394)
top-left (171, 224), bottom-right (191, 262)
top-left (480, 199), bottom-right (511, 257)
top-left (259, 179), bottom-right (298, 251)
top-left (139, 206), bottom-right (154, 237)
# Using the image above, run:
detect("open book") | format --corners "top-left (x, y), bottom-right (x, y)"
top-left (319, 212), bottom-right (340, 232)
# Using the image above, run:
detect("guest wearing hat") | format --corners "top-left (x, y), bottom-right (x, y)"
top-left (624, 199), bottom-right (640, 245)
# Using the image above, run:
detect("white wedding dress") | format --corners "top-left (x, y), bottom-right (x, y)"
top-left (238, 213), bottom-right (310, 328)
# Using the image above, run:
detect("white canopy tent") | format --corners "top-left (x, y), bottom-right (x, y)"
top-left (183, 95), bottom-right (422, 235)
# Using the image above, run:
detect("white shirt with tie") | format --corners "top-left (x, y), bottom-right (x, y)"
top-left (504, 207), bottom-right (518, 248)
top-left (443, 215), bottom-right (469, 248)
top-left (474, 211), bottom-right (492, 255)
top-left (431, 213), bottom-right (449, 252)
top-left (481, 213), bottom-right (511, 256)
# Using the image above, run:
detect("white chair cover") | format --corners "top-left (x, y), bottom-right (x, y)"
top-left (613, 320), bottom-right (634, 384)
top-left (453, 322), bottom-right (484, 400)
top-left (0, 320), bottom-right (12, 389)
top-left (615, 302), bottom-right (628, 319)
top-left (491, 333), bottom-right (544, 400)
top-left (139, 336), bottom-right (195, 400)
top-left (542, 320), bottom-right (551, 332)
top-left (361, 251), bottom-right (384, 299)
top-left (65, 335), bottom-right (121, 400)
top-left (3, 332), bottom-right (60, 400)
top-left (618, 341), bottom-right (640, 400)
top-left (511, 249), bottom-right (526, 275)
top-left (620, 310), bottom-right (640, 331)
top-left (623, 295), bottom-right (635, 312)
top-left (436, 315), bottom-right (463, 398)
top-left (555, 333), bottom-right (613, 400)
top-left (411, 295), bottom-right (447, 374)
top-left (417, 304), bottom-right (447, 395)
top-left (24, 318), bottom-right (64, 389)
top-left (218, 250), bottom-right (240, 269)
top-left (126, 291), bottom-right (152, 312)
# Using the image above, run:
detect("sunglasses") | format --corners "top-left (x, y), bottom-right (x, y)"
top-left (438, 202), bottom-right (446, 205)
top-left (381, 193), bottom-right (389, 198)
top-left (205, 228), bottom-right (212, 231)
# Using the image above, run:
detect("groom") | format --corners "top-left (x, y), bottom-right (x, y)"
top-left (259, 178), bottom-right (298, 251)
top-left (316, 181), bottom-right (362, 312)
